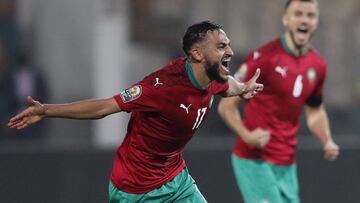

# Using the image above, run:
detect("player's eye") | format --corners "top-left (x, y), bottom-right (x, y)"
top-left (217, 43), bottom-right (226, 49)
top-left (307, 12), bottom-right (316, 19)
top-left (294, 10), bottom-right (302, 17)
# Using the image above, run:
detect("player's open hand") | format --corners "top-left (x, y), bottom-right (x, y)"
top-left (242, 127), bottom-right (270, 149)
top-left (323, 140), bottom-right (339, 161)
top-left (240, 68), bottom-right (264, 99)
top-left (8, 96), bottom-right (46, 130)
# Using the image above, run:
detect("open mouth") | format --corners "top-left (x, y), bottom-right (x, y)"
top-left (221, 58), bottom-right (231, 74)
top-left (221, 60), bottom-right (229, 68)
top-left (297, 25), bottom-right (308, 33)
top-left (293, 25), bottom-right (310, 45)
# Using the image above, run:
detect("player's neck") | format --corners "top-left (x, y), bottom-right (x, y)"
top-left (187, 60), bottom-right (211, 89)
top-left (284, 32), bottom-right (310, 57)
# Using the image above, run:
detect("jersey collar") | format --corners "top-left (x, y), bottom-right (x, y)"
top-left (280, 33), bottom-right (310, 57)
top-left (185, 60), bottom-right (205, 90)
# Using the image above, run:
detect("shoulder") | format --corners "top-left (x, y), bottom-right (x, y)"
top-left (243, 38), bottom-right (282, 66)
top-left (141, 57), bottom-right (187, 87)
top-left (309, 49), bottom-right (326, 67)
top-left (307, 49), bottom-right (327, 74)
top-left (305, 49), bottom-right (327, 82)
top-left (244, 38), bottom-right (282, 64)
top-left (254, 38), bottom-right (282, 56)
top-left (235, 39), bottom-right (281, 81)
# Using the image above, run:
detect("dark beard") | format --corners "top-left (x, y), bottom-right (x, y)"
top-left (205, 60), bottom-right (227, 84)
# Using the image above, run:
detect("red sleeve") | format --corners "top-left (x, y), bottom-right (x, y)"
top-left (113, 80), bottom-right (161, 112)
top-left (312, 61), bottom-right (326, 97)
top-left (209, 81), bottom-right (229, 95)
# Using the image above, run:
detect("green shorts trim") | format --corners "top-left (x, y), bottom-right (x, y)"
top-left (232, 154), bottom-right (299, 203)
top-left (109, 168), bottom-right (207, 203)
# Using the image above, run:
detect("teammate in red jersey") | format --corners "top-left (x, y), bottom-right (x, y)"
top-left (8, 21), bottom-right (263, 202)
top-left (218, 1), bottom-right (339, 202)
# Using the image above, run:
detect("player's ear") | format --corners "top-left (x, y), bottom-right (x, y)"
top-left (190, 44), bottom-right (203, 62)
top-left (282, 14), bottom-right (288, 27)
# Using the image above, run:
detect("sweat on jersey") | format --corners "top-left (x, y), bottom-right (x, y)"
top-left (111, 58), bottom-right (229, 194)
top-left (233, 34), bottom-right (326, 166)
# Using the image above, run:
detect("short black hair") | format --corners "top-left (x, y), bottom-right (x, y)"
top-left (285, 0), bottom-right (318, 9)
top-left (182, 21), bottom-right (222, 56)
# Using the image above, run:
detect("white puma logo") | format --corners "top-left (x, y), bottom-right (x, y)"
top-left (154, 77), bottom-right (163, 86)
top-left (275, 66), bottom-right (287, 77)
top-left (180, 103), bottom-right (191, 114)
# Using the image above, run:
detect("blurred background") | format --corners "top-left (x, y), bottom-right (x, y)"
top-left (0, 0), bottom-right (359, 202)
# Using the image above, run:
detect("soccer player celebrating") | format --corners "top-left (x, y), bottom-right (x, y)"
top-left (218, 1), bottom-right (340, 203)
top-left (8, 21), bottom-right (263, 203)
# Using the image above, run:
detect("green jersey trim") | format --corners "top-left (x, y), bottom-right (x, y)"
top-left (186, 60), bottom-right (204, 90)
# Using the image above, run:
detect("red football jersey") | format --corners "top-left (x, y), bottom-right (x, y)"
top-left (111, 58), bottom-right (228, 193)
top-left (233, 35), bottom-right (326, 165)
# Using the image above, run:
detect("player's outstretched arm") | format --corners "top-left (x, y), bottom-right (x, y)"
top-left (8, 96), bottom-right (121, 130)
top-left (225, 68), bottom-right (263, 98)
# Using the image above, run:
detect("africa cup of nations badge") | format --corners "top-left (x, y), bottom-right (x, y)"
top-left (120, 85), bottom-right (142, 103)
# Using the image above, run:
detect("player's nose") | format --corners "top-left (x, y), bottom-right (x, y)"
top-left (226, 46), bottom-right (234, 57)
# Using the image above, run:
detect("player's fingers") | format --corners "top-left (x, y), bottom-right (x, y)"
top-left (262, 135), bottom-right (270, 146)
top-left (27, 96), bottom-right (36, 105)
top-left (11, 120), bottom-right (28, 129)
top-left (17, 123), bottom-right (29, 130)
top-left (9, 114), bottom-right (25, 123)
top-left (259, 141), bottom-right (266, 148)
top-left (251, 68), bottom-right (260, 81)
top-left (256, 84), bottom-right (264, 92)
top-left (255, 135), bottom-right (267, 148)
top-left (325, 150), bottom-right (339, 161)
top-left (331, 150), bottom-right (339, 159)
top-left (8, 119), bottom-right (22, 128)
top-left (329, 155), bottom-right (337, 161)
top-left (259, 129), bottom-right (271, 137)
top-left (258, 130), bottom-right (271, 147)
top-left (265, 134), bottom-right (271, 142)
top-left (325, 154), bottom-right (336, 161)
top-left (259, 141), bottom-right (267, 148)
top-left (14, 118), bottom-right (32, 129)
top-left (9, 115), bottom-right (23, 123)
top-left (9, 108), bottom-right (32, 122)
